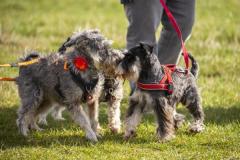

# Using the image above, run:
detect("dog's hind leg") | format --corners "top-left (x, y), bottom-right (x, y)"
top-left (154, 98), bottom-right (175, 142)
top-left (124, 97), bottom-right (144, 140)
top-left (35, 100), bottom-right (53, 128)
top-left (17, 108), bottom-right (33, 136)
top-left (51, 105), bottom-right (65, 121)
top-left (87, 100), bottom-right (101, 137)
top-left (16, 85), bottom-right (43, 136)
top-left (29, 116), bottom-right (44, 131)
top-left (173, 106), bottom-right (185, 129)
top-left (181, 86), bottom-right (205, 133)
top-left (38, 105), bottom-right (65, 126)
top-left (68, 104), bottom-right (98, 142)
top-left (37, 107), bottom-right (53, 126)
top-left (107, 99), bottom-right (121, 134)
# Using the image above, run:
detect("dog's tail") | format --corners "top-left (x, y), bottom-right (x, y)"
top-left (188, 53), bottom-right (199, 78)
top-left (20, 52), bottom-right (40, 62)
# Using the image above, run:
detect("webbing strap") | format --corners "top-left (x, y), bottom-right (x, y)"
top-left (159, 0), bottom-right (189, 71)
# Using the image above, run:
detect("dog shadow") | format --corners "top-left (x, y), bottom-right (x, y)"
top-left (0, 104), bottom-right (239, 149)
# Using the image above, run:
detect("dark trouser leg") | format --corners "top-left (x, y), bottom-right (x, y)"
top-left (158, 0), bottom-right (196, 64)
top-left (123, 0), bottom-right (163, 93)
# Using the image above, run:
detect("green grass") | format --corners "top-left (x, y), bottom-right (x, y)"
top-left (0, 0), bottom-right (240, 159)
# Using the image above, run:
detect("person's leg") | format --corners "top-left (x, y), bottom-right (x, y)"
top-left (124, 0), bottom-right (163, 52)
top-left (157, 0), bottom-right (196, 64)
top-left (123, 0), bottom-right (163, 94)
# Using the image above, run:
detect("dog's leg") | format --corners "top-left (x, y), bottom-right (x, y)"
top-left (38, 112), bottom-right (48, 126)
top-left (29, 115), bottom-right (44, 131)
top-left (87, 100), bottom-right (101, 138)
top-left (35, 100), bottom-right (53, 128)
top-left (37, 106), bottom-right (54, 126)
top-left (16, 108), bottom-right (32, 136)
top-left (173, 106), bottom-right (185, 129)
top-left (17, 105), bottom-right (45, 135)
top-left (124, 98), bottom-right (144, 140)
top-left (68, 104), bottom-right (98, 142)
top-left (154, 98), bottom-right (175, 142)
top-left (107, 99), bottom-right (121, 133)
top-left (17, 86), bottom-right (43, 136)
top-left (38, 105), bottom-right (65, 125)
top-left (51, 105), bottom-right (65, 121)
top-left (182, 86), bottom-right (205, 133)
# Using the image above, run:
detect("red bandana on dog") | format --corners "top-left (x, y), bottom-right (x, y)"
top-left (74, 56), bottom-right (88, 71)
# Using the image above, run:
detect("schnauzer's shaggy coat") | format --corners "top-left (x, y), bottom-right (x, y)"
top-left (117, 43), bottom-right (204, 142)
top-left (16, 30), bottom-right (124, 142)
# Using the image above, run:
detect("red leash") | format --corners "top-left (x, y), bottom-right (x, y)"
top-left (159, 0), bottom-right (189, 71)
top-left (137, 1), bottom-right (190, 93)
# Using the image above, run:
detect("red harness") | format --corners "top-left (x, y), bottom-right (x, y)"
top-left (137, 64), bottom-right (176, 94)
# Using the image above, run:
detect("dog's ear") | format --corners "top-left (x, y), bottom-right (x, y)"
top-left (139, 42), bottom-right (153, 54)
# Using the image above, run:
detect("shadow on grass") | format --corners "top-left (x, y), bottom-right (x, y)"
top-left (0, 104), bottom-right (239, 150)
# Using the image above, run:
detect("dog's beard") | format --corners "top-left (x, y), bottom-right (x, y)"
top-left (117, 58), bottom-right (141, 82)
top-left (91, 53), bottom-right (101, 70)
top-left (101, 50), bottom-right (124, 77)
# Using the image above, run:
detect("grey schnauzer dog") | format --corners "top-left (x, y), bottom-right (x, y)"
top-left (16, 30), bottom-right (123, 142)
top-left (16, 51), bottom-right (103, 142)
top-left (116, 43), bottom-right (204, 142)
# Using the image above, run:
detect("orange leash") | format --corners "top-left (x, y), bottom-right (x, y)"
top-left (0, 58), bottom-right (40, 82)
top-left (0, 77), bottom-right (16, 81)
top-left (0, 58), bottom-right (39, 68)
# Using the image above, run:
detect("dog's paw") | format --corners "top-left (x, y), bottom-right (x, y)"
top-left (30, 123), bottom-right (44, 131)
top-left (96, 132), bottom-right (103, 139)
top-left (110, 126), bottom-right (121, 134)
top-left (174, 113), bottom-right (185, 129)
top-left (124, 130), bottom-right (136, 140)
top-left (97, 125), bottom-right (102, 132)
top-left (189, 120), bottom-right (204, 133)
top-left (109, 123), bottom-right (121, 134)
top-left (20, 126), bottom-right (29, 137)
top-left (54, 116), bottom-right (65, 121)
top-left (86, 132), bottom-right (98, 143)
top-left (157, 134), bottom-right (176, 143)
top-left (38, 119), bottom-right (48, 126)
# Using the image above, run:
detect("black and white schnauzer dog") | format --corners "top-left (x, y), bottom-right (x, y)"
top-left (116, 43), bottom-right (205, 142)
top-left (16, 30), bottom-right (124, 142)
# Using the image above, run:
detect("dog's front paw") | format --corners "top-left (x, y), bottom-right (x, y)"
top-left (189, 120), bottom-right (204, 133)
top-left (19, 126), bottom-right (29, 137)
top-left (38, 118), bottom-right (48, 126)
top-left (86, 131), bottom-right (98, 143)
top-left (110, 126), bottom-right (121, 134)
top-left (96, 132), bottom-right (102, 139)
top-left (157, 134), bottom-right (176, 143)
top-left (156, 128), bottom-right (175, 142)
top-left (174, 113), bottom-right (185, 129)
top-left (29, 123), bottom-right (44, 131)
top-left (124, 130), bottom-right (136, 140)
top-left (54, 116), bottom-right (65, 121)
top-left (108, 123), bottom-right (121, 134)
